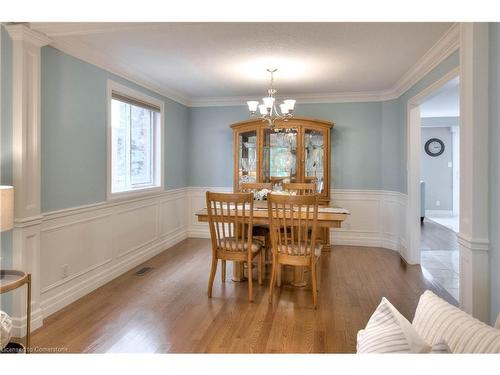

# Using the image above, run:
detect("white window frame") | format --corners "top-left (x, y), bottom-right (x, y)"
top-left (106, 80), bottom-right (165, 201)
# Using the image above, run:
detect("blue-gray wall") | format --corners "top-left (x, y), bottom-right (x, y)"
top-left (0, 25), bottom-right (13, 313)
top-left (421, 116), bottom-right (460, 127)
top-left (381, 99), bottom-right (403, 192)
top-left (489, 22), bottom-right (500, 325)
top-left (41, 47), bottom-right (189, 212)
top-left (188, 106), bottom-right (245, 188)
top-left (189, 101), bottom-right (399, 191)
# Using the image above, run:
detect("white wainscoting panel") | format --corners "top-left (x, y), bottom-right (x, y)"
top-left (187, 187), bottom-right (408, 254)
top-left (39, 188), bottom-right (188, 318)
top-left (113, 203), bottom-right (159, 259)
top-left (186, 187), bottom-right (231, 238)
top-left (330, 190), bottom-right (407, 252)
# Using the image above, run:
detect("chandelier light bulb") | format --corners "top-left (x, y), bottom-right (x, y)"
top-left (258, 104), bottom-right (268, 115)
top-left (283, 99), bottom-right (296, 111)
top-left (247, 101), bottom-right (259, 113)
top-left (262, 97), bottom-right (275, 109)
top-left (280, 103), bottom-right (289, 114)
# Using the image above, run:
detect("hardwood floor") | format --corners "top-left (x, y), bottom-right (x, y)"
top-left (30, 238), bottom-right (455, 353)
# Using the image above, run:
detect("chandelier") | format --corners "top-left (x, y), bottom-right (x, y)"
top-left (246, 68), bottom-right (296, 128)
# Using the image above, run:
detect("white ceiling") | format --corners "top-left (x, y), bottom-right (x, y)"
top-left (31, 22), bottom-right (454, 104)
top-left (420, 76), bottom-right (459, 118)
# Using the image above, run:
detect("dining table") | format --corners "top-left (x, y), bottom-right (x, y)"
top-left (195, 200), bottom-right (349, 286)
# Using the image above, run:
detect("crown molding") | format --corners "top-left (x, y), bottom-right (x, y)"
top-left (5, 24), bottom-right (52, 47)
top-left (47, 35), bottom-right (191, 107)
top-left (392, 23), bottom-right (460, 98)
top-left (30, 23), bottom-right (459, 107)
top-left (29, 22), bottom-right (162, 37)
top-left (189, 89), bottom-right (398, 107)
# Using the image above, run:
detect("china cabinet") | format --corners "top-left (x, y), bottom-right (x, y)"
top-left (232, 117), bottom-right (333, 204)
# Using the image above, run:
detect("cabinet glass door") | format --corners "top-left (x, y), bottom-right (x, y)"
top-left (262, 128), bottom-right (298, 187)
top-left (304, 128), bottom-right (326, 195)
top-left (237, 130), bottom-right (257, 188)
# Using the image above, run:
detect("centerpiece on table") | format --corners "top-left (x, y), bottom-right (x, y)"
top-left (253, 188), bottom-right (296, 201)
top-left (253, 188), bottom-right (271, 201)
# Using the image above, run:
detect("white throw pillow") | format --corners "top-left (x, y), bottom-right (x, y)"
top-left (0, 310), bottom-right (13, 349)
top-left (413, 290), bottom-right (500, 353)
top-left (357, 297), bottom-right (431, 353)
top-left (430, 340), bottom-right (451, 353)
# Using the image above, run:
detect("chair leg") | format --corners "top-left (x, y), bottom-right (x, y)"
top-left (310, 257), bottom-right (320, 292)
top-left (316, 257), bottom-right (321, 292)
top-left (311, 262), bottom-right (318, 309)
top-left (269, 257), bottom-right (277, 303)
top-left (207, 257), bottom-right (218, 298)
top-left (277, 264), bottom-right (282, 287)
top-left (221, 260), bottom-right (226, 282)
top-left (258, 251), bottom-right (263, 285)
top-left (265, 233), bottom-right (271, 266)
top-left (248, 257), bottom-right (254, 302)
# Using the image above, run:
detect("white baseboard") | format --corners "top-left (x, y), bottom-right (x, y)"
top-left (10, 307), bottom-right (44, 338)
top-left (426, 209), bottom-right (454, 217)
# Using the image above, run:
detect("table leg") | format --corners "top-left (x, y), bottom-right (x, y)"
top-left (232, 261), bottom-right (246, 282)
top-left (322, 227), bottom-right (332, 252)
top-left (291, 266), bottom-right (308, 287)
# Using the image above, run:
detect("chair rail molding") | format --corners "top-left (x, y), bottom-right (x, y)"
top-left (5, 23), bottom-right (51, 336)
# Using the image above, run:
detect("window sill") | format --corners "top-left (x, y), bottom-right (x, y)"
top-left (107, 185), bottom-right (164, 202)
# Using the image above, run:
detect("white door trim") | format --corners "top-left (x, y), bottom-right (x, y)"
top-left (458, 23), bottom-right (490, 322)
top-left (406, 66), bottom-right (460, 265)
top-left (407, 23), bottom-right (491, 323)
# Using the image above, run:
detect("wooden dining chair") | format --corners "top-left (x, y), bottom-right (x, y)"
top-left (267, 193), bottom-right (321, 308)
top-left (206, 192), bottom-right (264, 302)
top-left (283, 182), bottom-right (316, 195)
top-left (285, 182), bottom-right (329, 257)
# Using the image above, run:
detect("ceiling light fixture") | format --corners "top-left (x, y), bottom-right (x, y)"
top-left (247, 68), bottom-right (296, 128)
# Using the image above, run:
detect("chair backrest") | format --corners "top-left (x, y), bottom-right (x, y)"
top-left (283, 182), bottom-right (316, 195)
top-left (267, 193), bottom-right (319, 257)
top-left (240, 182), bottom-right (273, 193)
top-left (206, 192), bottom-right (254, 253)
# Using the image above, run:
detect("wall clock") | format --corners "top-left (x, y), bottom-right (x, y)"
top-left (424, 138), bottom-right (445, 157)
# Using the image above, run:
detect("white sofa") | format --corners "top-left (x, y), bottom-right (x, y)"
top-left (357, 290), bottom-right (500, 353)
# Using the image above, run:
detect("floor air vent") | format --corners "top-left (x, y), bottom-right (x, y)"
top-left (135, 267), bottom-right (153, 276)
